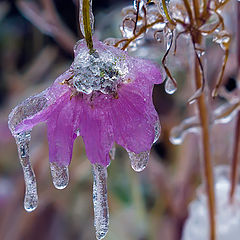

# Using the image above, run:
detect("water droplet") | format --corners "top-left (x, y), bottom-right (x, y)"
top-left (165, 77), bottom-right (177, 94)
top-left (92, 164), bottom-right (109, 240)
top-left (153, 120), bottom-right (161, 143)
top-left (50, 162), bottom-right (69, 190)
top-left (154, 31), bottom-right (162, 42)
top-left (128, 150), bottom-right (150, 172)
top-left (15, 131), bottom-right (38, 212)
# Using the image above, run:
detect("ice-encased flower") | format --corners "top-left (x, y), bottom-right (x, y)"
top-left (8, 38), bottom-right (162, 239)
top-left (9, 38), bottom-right (162, 169)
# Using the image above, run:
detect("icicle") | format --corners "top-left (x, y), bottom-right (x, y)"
top-left (15, 131), bottom-right (38, 212)
top-left (50, 162), bottom-right (69, 190)
top-left (166, 31), bottom-right (173, 50)
top-left (109, 144), bottom-right (116, 160)
top-left (128, 150), bottom-right (150, 172)
top-left (92, 164), bottom-right (109, 240)
top-left (79, 0), bottom-right (94, 37)
top-left (153, 120), bottom-right (161, 143)
top-left (165, 77), bottom-right (177, 94)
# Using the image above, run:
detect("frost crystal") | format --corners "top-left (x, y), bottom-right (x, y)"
top-left (72, 49), bottom-right (128, 94)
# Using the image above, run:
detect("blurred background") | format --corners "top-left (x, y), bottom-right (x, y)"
top-left (0, 0), bottom-right (238, 239)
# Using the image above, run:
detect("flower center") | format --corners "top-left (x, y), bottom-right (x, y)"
top-left (72, 49), bottom-right (128, 94)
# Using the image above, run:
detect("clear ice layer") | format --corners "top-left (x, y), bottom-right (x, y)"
top-left (50, 162), bottom-right (69, 189)
top-left (128, 150), bottom-right (150, 172)
top-left (15, 131), bottom-right (38, 212)
top-left (79, 0), bottom-right (94, 38)
top-left (154, 120), bottom-right (161, 143)
top-left (72, 49), bottom-right (128, 94)
top-left (92, 164), bottom-right (109, 240)
top-left (182, 165), bottom-right (240, 240)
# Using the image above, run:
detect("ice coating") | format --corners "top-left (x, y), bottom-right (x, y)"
top-left (9, 38), bottom-right (162, 167)
top-left (170, 116), bottom-right (200, 145)
top-left (154, 119), bottom-right (161, 143)
top-left (79, 0), bottom-right (94, 38)
top-left (92, 164), bottom-right (109, 240)
top-left (15, 131), bottom-right (38, 212)
top-left (50, 162), bottom-right (69, 189)
top-left (182, 165), bottom-right (240, 240)
top-left (170, 102), bottom-right (240, 145)
top-left (72, 48), bottom-right (128, 94)
top-left (128, 150), bottom-right (150, 172)
top-left (8, 39), bottom-right (162, 223)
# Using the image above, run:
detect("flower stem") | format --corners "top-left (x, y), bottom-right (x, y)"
top-left (229, 113), bottom-right (240, 203)
top-left (161, 0), bottom-right (175, 25)
top-left (195, 54), bottom-right (216, 240)
top-left (229, 1), bottom-right (240, 203)
top-left (82, 0), bottom-right (94, 52)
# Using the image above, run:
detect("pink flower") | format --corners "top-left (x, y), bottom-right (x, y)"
top-left (9, 38), bottom-right (162, 170)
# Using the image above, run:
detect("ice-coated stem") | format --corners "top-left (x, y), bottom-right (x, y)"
top-left (229, 1), bottom-right (240, 203)
top-left (229, 113), bottom-right (240, 203)
top-left (194, 53), bottom-right (216, 240)
top-left (92, 164), bottom-right (109, 240)
top-left (50, 162), bottom-right (69, 190)
top-left (15, 131), bottom-right (38, 212)
top-left (79, 0), bottom-right (94, 52)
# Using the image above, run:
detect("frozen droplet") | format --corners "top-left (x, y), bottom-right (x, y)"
top-left (15, 131), bottom-right (38, 212)
top-left (170, 116), bottom-right (200, 145)
top-left (165, 77), bottom-right (177, 94)
top-left (109, 144), bottom-right (116, 160)
top-left (213, 30), bottom-right (230, 50)
top-left (79, 0), bottom-right (94, 37)
top-left (92, 164), bottom-right (109, 240)
top-left (196, 49), bottom-right (205, 58)
top-left (128, 150), bottom-right (150, 172)
top-left (153, 120), bottom-right (161, 143)
top-left (50, 162), bottom-right (69, 190)
top-left (76, 129), bottom-right (81, 137)
top-left (154, 31), bottom-right (162, 42)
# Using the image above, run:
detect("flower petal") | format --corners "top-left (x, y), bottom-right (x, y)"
top-left (47, 96), bottom-right (77, 166)
top-left (78, 99), bottom-right (114, 166)
top-left (110, 88), bottom-right (158, 153)
top-left (9, 70), bottom-right (72, 135)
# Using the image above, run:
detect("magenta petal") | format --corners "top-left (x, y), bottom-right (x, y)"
top-left (129, 58), bottom-right (163, 85)
top-left (11, 70), bottom-right (72, 134)
top-left (79, 100), bottom-right (114, 166)
top-left (47, 97), bottom-right (77, 166)
top-left (110, 88), bottom-right (157, 153)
